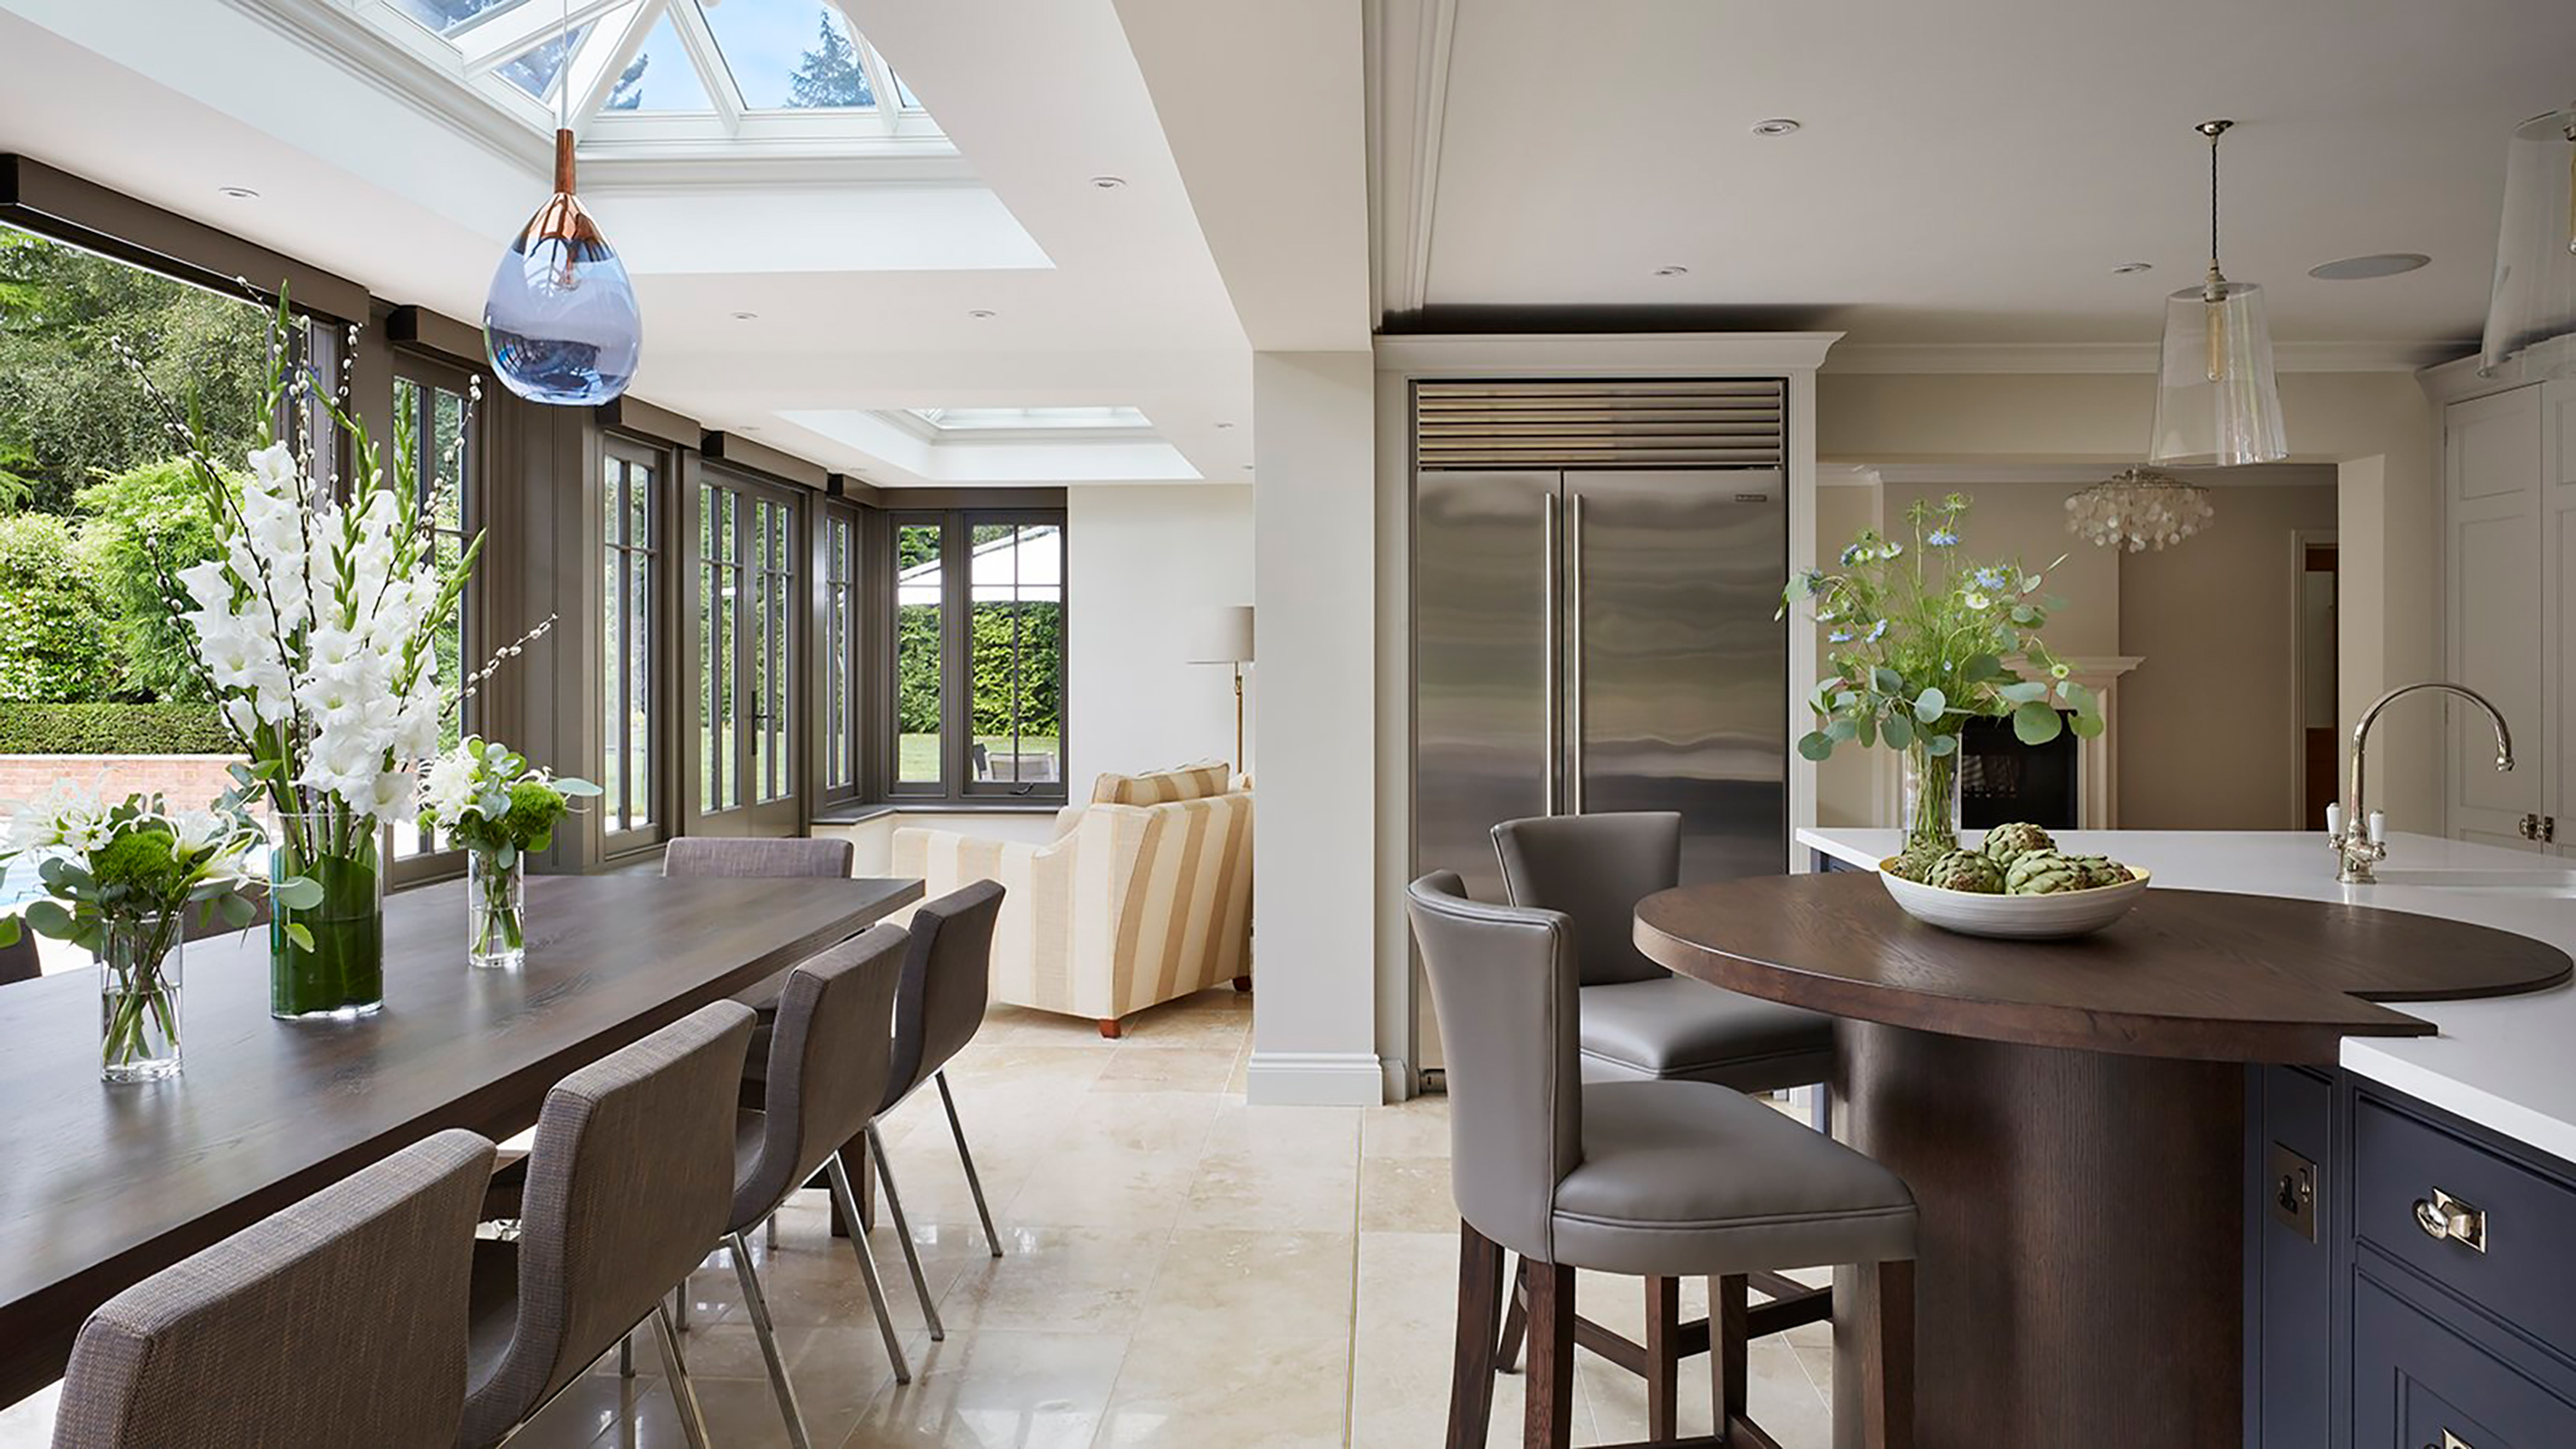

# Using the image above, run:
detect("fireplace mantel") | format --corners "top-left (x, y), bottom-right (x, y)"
top-left (1863, 655), bottom-right (2145, 830)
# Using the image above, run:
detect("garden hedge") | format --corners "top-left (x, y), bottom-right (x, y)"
top-left (0, 702), bottom-right (233, 754)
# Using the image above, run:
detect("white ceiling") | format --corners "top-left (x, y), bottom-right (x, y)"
top-left (0, 0), bottom-right (1258, 487)
top-left (1375, 0), bottom-right (2576, 351)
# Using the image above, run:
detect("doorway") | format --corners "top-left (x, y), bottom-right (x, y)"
top-left (2293, 533), bottom-right (2339, 829)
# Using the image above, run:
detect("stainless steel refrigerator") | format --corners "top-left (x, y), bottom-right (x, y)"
top-left (1410, 456), bottom-right (1788, 1070)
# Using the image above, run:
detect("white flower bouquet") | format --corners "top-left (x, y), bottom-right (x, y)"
top-left (417, 737), bottom-right (600, 969)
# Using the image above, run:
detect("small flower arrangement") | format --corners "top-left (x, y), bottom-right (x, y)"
top-left (417, 738), bottom-right (600, 969)
top-left (1781, 494), bottom-right (2103, 853)
top-left (0, 782), bottom-right (321, 1079)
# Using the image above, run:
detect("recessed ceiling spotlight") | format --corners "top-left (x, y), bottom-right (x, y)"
top-left (729, 310), bottom-right (758, 321)
top-left (967, 308), bottom-right (997, 319)
top-left (2308, 252), bottom-right (2431, 281)
top-left (1090, 176), bottom-right (1128, 189)
top-left (2111, 261), bottom-right (2154, 274)
top-left (1653, 264), bottom-right (1691, 278)
top-left (1750, 118), bottom-right (1802, 137)
top-left (216, 186), bottom-right (260, 200)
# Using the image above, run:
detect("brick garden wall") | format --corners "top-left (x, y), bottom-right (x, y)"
top-left (0, 755), bottom-right (248, 811)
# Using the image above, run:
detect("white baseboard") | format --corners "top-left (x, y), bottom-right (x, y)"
top-left (1245, 1051), bottom-right (1389, 1107)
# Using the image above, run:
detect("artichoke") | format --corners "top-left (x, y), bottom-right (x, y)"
top-left (1927, 849), bottom-right (2006, 894)
top-left (1885, 843), bottom-right (1946, 883)
top-left (2004, 849), bottom-right (2089, 895)
top-left (1982, 821), bottom-right (2056, 868)
top-left (2071, 855), bottom-right (2134, 888)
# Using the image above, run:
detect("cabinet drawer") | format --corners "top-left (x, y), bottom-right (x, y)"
top-left (2353, 1274), bottom-right (2576, 1448)
top-left (2354, 1097), bottom-right (2576, 1353)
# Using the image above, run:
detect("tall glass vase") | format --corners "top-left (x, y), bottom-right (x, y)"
top-left (1901, 736), bottom-right (1964, 856)
top-left (271, 809), bottom-right (385, 1020)
top-left (99, 915), bottom-right (183, 1083)
top-left (466, 848), bottom-right (526, 971)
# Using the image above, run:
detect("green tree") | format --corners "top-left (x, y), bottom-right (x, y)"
top-left (786, 15), bottom-right (871, 109)
top-left (0, 513), bottom-right (115, 701)
top-left (0, 226), bottom-right (270, 515)
top-left (75, 456), bottom-right (233, 701)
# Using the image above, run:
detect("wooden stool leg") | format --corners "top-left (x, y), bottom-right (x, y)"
top-left (1862, 1260), bottom-right (1915, 1449)
top-left (1495, 1256), bottom-right (1529, 1373)
top-left (1523, 1262), bottom-right (1576, 1449)
top-left (1448, 1224), bottom-right (1505, 1449)
top-left (1644, 1276), bottom-right (1680, 1441)
top-left (1714, 1273), bottom-right (1749, 1436)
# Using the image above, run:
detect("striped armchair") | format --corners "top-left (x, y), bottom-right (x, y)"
top-left (891, 765), bottom-right (1253, 1037)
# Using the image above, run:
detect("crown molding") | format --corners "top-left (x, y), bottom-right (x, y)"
top-left (1374, 331), bottom-right (1843, 375)
top-left (1366, 0), bottom-right (1457, 321)
top-left (1822, 340), bottom-right (2465, 375)
top-left (1828, 460), bottom-right (2341, 488)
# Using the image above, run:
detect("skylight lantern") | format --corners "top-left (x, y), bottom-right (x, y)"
top-left (483, 2), bottom-right (642, 406)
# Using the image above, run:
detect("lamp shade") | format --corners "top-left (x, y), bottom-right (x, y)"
top-left (1184, 606), bottom-right (1254, 665)
top-left (2480, 106), bottom-right (2576, 375)
top-left (2148, 280), bottom-right (2288, 466)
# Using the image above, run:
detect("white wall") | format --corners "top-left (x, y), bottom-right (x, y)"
top-left (1065, 485), bottom-right (1257, 786)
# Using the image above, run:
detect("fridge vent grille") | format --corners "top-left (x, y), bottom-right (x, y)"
top-left (1414, 379), bottom-right (1785, 469)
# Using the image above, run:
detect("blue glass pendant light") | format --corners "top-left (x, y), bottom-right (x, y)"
top-left (484, 6), bottom-right (640, 406)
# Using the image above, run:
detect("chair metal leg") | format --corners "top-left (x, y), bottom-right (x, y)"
top-left (867, 1122), bottom-right (946, 1340)
top-left (672, 1282), bottom-right (690, 1332)
top-left (936, 1070), bottom-right (1004, 1259)
top-left (617, 1332), bottom-right (634, 1378)
top-left (649, 1302), bottom-right (715, 1449)
top-left (766, 1210), bottom-right (781, 1250)
top-left (728, 1232), bottom-right (813, 1449)
top-left (827, 1149), bottom-right (914, 1383)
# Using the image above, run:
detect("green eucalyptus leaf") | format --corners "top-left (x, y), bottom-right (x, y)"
top-left (1826, 716), bottom-right (1859, 744)
top-left (1881, 714), bottom-right (1915, 750)
top-left (1871, 667), bottom-right (1905, 696)
top-left (2009, 604), bottom-right (2036, 624)
top-left (284, 922), bottom-right (316, 952)
top-left (1854, 715), bottom-right (1877, 747)
top-left (24, 899), bottom-right (73, 937)
top-left (218, 891), bottom-right (255, 926)
top-left (1925, 732), bottom-right (1958, 757)
top-left (1996, 680), bottom-right (2050, 705)
top-left (2068, 711), bottom-right (2105, 739)
top-left (554, 777), bottom-right (604, 798)
top-left (1796, 731), bottom-right (1836, 762)
top-left (1914, 686), bottom-right (1946, 723)
top-left (2012, 700), bottom-right (2063, 745)
top-left (0, 916), bottom-right (18, 947)
top-left (1962, 653), bottom-right (2004, 682)
top-left (271, 876), bottom-right (325, 910)
top-left (527, 828), bottom-right (553, 854)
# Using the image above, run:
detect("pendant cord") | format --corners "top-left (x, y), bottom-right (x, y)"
top-left (558, 0), bottom-right (570, 133)
top-left (2208, 129), bottom-right (2221, 277)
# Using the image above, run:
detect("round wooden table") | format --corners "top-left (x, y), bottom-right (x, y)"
top-left (1634, 870), bottom-right (2571, 1449)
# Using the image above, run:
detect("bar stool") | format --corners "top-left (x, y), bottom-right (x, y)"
top-left (458, 1002), bottom-right (755, 1449)
top-left (51, 1129), bottom-right (496, 1449)
top-left (722, 923), bottom-right (913, 1446)
top-left (1407, 872), bottom-right (1918, 1449)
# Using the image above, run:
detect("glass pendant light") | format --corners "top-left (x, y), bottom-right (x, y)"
top-left (2149, 120), bottom-right (2288, 467)
top-left (2479, 104), bottom-right (2576, 377)
top-left (484, 0), bottom-right (641, 407)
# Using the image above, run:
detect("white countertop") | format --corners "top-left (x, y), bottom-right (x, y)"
top-left (1799, 827), bottom-right (2576, 1164)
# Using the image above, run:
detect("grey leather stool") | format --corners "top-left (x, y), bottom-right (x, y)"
top-left (52, 1130), bottom-right (496, 1449)
top-left (1491, 811), bottom-right (1839, 1427)
top-left (1408, 872), bottom-right (1917, 1449)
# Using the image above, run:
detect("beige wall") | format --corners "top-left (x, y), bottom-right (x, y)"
top-left (1812, 484), bottom-right (1884, 827)
top-left (2115, 485), bottom-right (2341, 830)
top-left (1818, 369), bottom-right (2441, 829)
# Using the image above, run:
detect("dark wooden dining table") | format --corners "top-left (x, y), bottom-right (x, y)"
top-left (0, 870), bottom-right (920, 1406)
top-left (1634, 870), bottom-right (2571, 1449)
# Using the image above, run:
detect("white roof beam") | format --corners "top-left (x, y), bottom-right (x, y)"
top-left (454, 0), bottom-right (637, 72)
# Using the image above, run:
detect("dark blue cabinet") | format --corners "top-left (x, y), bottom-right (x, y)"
top-left (2247, 1069), bottom-right (2576, 1448)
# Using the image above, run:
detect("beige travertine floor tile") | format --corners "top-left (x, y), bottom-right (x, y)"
top-left (1576, 1335), bottom-right (1831, 1449)
top-left (1360, 1098), bottom-right (1452, 1158)
top-left (1098, 1229), bottom-right (1355, 1449)
top-left (1091, 1047), bottom-right (1241, 1093)
top-left (1054, 1089), bottom-right (1225, 1156)
top-left (932, 1223), bottom-right (1172, 1335)
top-left (1006, 1146), bottom-right (1205, 1232)
top-left (843, 1329), bottom-right (1130, 1449)
top-left (1357, 1156), bottom-right (1457, 1233)
top-left (1350, 1230), bottom-right (1567, 1449)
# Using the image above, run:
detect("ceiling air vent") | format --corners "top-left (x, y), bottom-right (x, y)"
top-left (1414, 379), bottom-right (1784, 470)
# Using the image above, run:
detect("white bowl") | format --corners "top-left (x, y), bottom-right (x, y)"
top-left (1875, 858), bottom-right (2151, 940)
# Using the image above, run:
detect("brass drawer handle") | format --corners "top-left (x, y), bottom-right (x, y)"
top-left (2411, 1188), bottom-right (2486, 1253)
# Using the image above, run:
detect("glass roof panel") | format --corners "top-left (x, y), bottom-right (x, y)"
top-left (602, 11), bottom-right (714, 111)
top-left (892, 68), bottom-right (921, 110)
top-left (391, 0), bottom-right (527, 36)
top-left (908, 408), bottom-right (1154, 432)
top-left (697, 0), bottom-right (876, 110)
top-left (496, 21), bottom-right (594, 101)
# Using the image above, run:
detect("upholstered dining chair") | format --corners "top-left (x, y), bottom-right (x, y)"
top-left (458, 1001), bottom-right (755, 1449)
top-left (1489, 811), bottom-right (1841, 1419)
top-left (1407, 872), bottom-right (1918, 1449)
top-left (869, 879), bottom-right (1008, 1342)
top-left (722, 923), bottom-right (913, 1447)
top-left (51, 1128), bottom-right (496, 1449)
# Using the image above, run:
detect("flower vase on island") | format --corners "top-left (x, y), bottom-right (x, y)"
top-left (1782, 493), bottom-right (2103, 865)
top-left (0, 786), bottom-right (314, 1081)
top-left (418, 737), bottom-right (599, 970)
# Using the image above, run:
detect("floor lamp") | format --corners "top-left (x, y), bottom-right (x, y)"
top-left (1185, 606), bottom-right (1254, 774)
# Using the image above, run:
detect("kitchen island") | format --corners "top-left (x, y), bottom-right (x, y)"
top-left (1792, 827), bottom-right (2576, 1448)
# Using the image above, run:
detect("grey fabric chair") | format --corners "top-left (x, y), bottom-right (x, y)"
top-left (0, 930), bottom-right (37, 985)
top-left (52, 1129), bottom-right (496, 1449)
top-left (1492, 812), bottom-right (1834, 1093)
top-left (662, 836), bottom-right (854, 879)
top-left (1407, 873), bottom-right (1918, 1449)
top-left (868, 879), bottom-right (1007, 1342)
top-left (458, 1001), bottom-right (755, 1449)
top-left (723, 924), bottom-right (913, 1447)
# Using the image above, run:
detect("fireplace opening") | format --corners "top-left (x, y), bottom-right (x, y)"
top-left (1959, 712), bottom-right (2079, 830)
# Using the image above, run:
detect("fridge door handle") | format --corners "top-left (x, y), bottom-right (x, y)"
top-left (1569, 491), bottom-right (1586, 815)
top-left (1543, 490), bottom-right (1562, 817)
